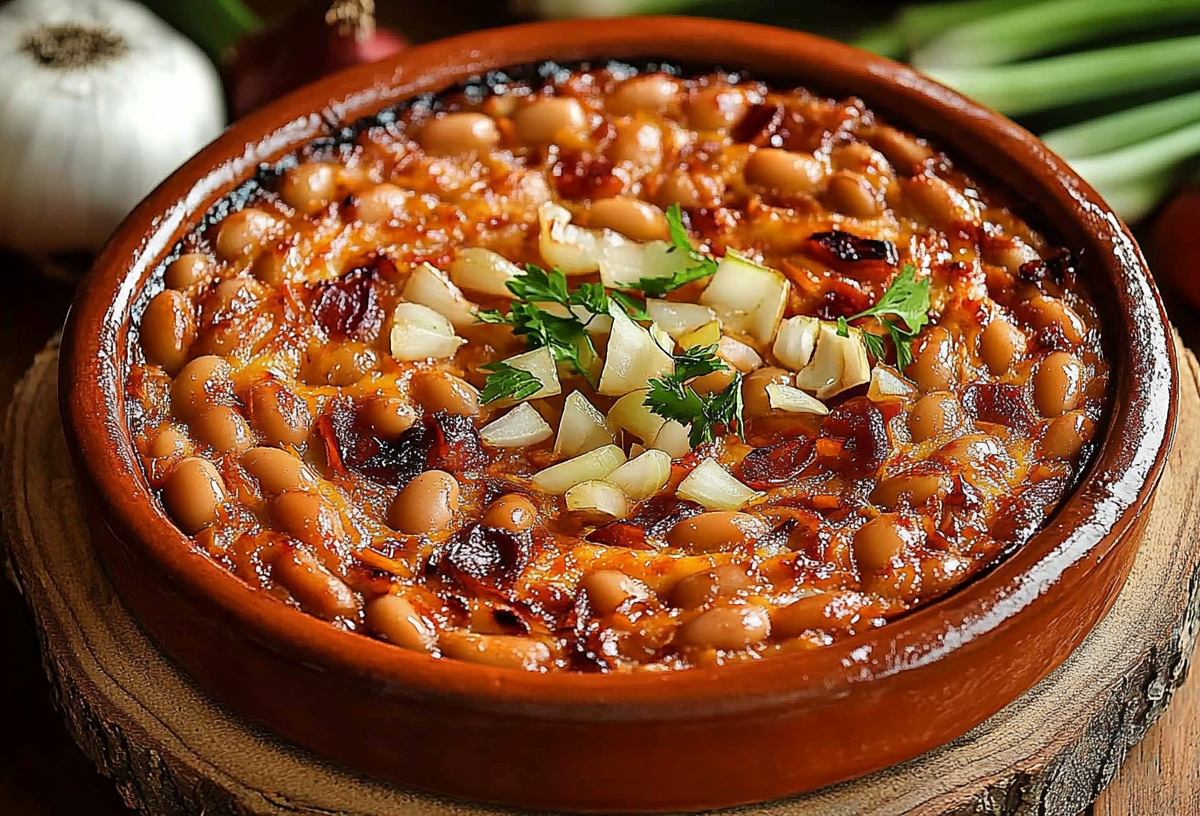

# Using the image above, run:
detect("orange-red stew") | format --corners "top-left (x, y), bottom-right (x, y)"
top-left (128, 63), bottom-right (1108, 672)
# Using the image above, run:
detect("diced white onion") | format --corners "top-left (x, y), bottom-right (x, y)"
top-left (773, 315), bottom-right (820, 371)
top-left (402, 262), bottom-right (478, 327)
top-left (647, 299), bottom-right (719, 339)
top-left (718, 335), bottom-right (763, 373)
top-left (676, 458), bottom-right (763, 511)
top-left (497, 346), bottom-right (561, 403)
top-left (700, 251), bottom-right (789, 344)
top-left (629, 442), bottom-right (646, 457)
top-left (608, 389), bottom-right (666, 443)
top-left (868, 366), bottom-right (915, 401)
top-left (480, 403), bottom-right (553, 447)
top-left (841, 327), bottom-right (872, 396)
top-left (795, 322), bottom-right (871, 400)
top-left (555, 391), bottom-right (617, 457)
top-left (680, 320), bottom-right (722, 350)
top-left (565, 480), bottom-right (629, 519)
top-left (537, 301), bottom-right (613, 335)
top-left (651, 420), bottom-right (692, 458)
top-left (650, 322), bottom-right (675, 355)
top-left (599, 241), bottom-right (689, 289)
top-left (449, 248), bottom-right (521, 298)
top-left (607, 449), bottom-right (672, 501)
top-left (598, 305), bottom-right (675, 396)
top-left (532, 444), bottom-right (626, 494)
top-left (539, 201), bottom-right (632, 276)
top-left (766, 383), bottom-right (830, 415)
top-left (389, 302), bottom-right (465, 361)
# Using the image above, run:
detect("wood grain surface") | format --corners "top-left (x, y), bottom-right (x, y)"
top-left (1, 327), bottom-right (1197, 815)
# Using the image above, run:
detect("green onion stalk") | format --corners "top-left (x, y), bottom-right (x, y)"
top-left (142, 0), bottom-right (262, 60)
top-left (858, 0), bottom-right (1200, 222)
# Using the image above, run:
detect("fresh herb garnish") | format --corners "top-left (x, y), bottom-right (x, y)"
top-left (478, 361), bottom-right (542, 404)
top-left (479, 300), bottom-right (597, 382)
top-left (506, 263), bottom-right (571, 304)
top-left (478, 263), bottom-right (640, 386)
top-left (836, 264), bottom-right (931, 368)
top-left (609, 290), bottom-right (650, 321)
top-left (620, 204), bottom-right (719, 297)
top-left (644, 343), bottom-right (745, 447)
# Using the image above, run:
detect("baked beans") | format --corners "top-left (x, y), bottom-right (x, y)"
top-left (128, 63), bottom-right (1109, 672)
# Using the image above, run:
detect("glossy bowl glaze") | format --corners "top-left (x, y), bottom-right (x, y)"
top-left (60, 18), bottom-right (1176, 812)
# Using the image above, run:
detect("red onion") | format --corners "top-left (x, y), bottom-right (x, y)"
top-left (226, 0), bottom-right (408, 118)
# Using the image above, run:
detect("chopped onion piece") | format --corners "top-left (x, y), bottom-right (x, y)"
top-left (700, 251), bottom-right (789, 344)
top-left (651, 420), bottom-right (692, 458)
top-left (650, 322), bottom-right (675, 354)
top-left (555, 391), bottom-right (617, 457)
top-left (402, 262), bottom-right (479, 327)
top-left (532, 444), bottom-right (626, 494)
top-left (599, 240), bottom-right (688, 289)
top-left (480, 403), bottom-right (553, 447)
top-left (680, 320), bottom-right (722, 350)
top-left (608, 389), bottom-right (667, 443)
top-left (607, 449), bottom-right (672, 501)
top-left (766, 383), bottom-right (830, 415)
top-left (539, 201), bottom-right (631, 276)
top-left (795, 322), bottom-right (871, 400)
top-left (676, 458), bottom-right (763, 511)
top-left (537, 301), bottom-right (613, 335)
top-left (502, 346), bottom-right (562, 402)
top-left (629, 442), bottom-right (646, 457)
top-left (647, 299), bottom-right (718, 339)
top-left (841, 327), bottom-right (872, 396)
top-left (565, 480), bottom-right (629, 519)
top-left (389, 302), bottom-right (465, 361)
top-left (773, 315), bottom-right (820, 370)
top-left (449, 248), bottom-right (521, 298)
top-left (718, 335), bottom-right (763, 373)
top-left (868, 366), bottom-right (915, 401)
top-left (598, 305), bottom-right (675, 395)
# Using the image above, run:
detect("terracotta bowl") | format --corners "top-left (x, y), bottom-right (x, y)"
top-left (60, 18), bottom-right (1176, 812)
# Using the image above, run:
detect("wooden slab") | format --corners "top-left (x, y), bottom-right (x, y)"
top-left (3, 341), bottom-right (1199, 816)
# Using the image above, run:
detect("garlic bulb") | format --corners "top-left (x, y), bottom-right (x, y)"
top-left (0, 0), bottom-right (225, 255)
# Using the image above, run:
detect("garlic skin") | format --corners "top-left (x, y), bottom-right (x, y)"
top-left (0, 0), bottom-right (225, 255)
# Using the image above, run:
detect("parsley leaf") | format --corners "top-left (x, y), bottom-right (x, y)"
top-left (645, 344), bottom-right (745, 447)
top-left (620, 204), bottom-right (719, 297)
top-left (481, 264), bottom-right (608, 384)
top-left (609, 290), bottom-right (650, 321)
top-left (506, 263), bottom-right (569, 304)
top-left (568, 281), bottom-right (611, 320)
top-left (671, 343), bottom-right (730, 381)
top-left (479, 361), bottom-right (542, 404)
top-left (836, 264), bottom-right (930, 368)
top-left (645, 379), bottom-right (708, 428)
top-left (480, 301), bottom-right (598, 382)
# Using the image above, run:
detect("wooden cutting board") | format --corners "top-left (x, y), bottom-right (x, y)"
top-left (1, 333), bottom-right (1197, 816)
